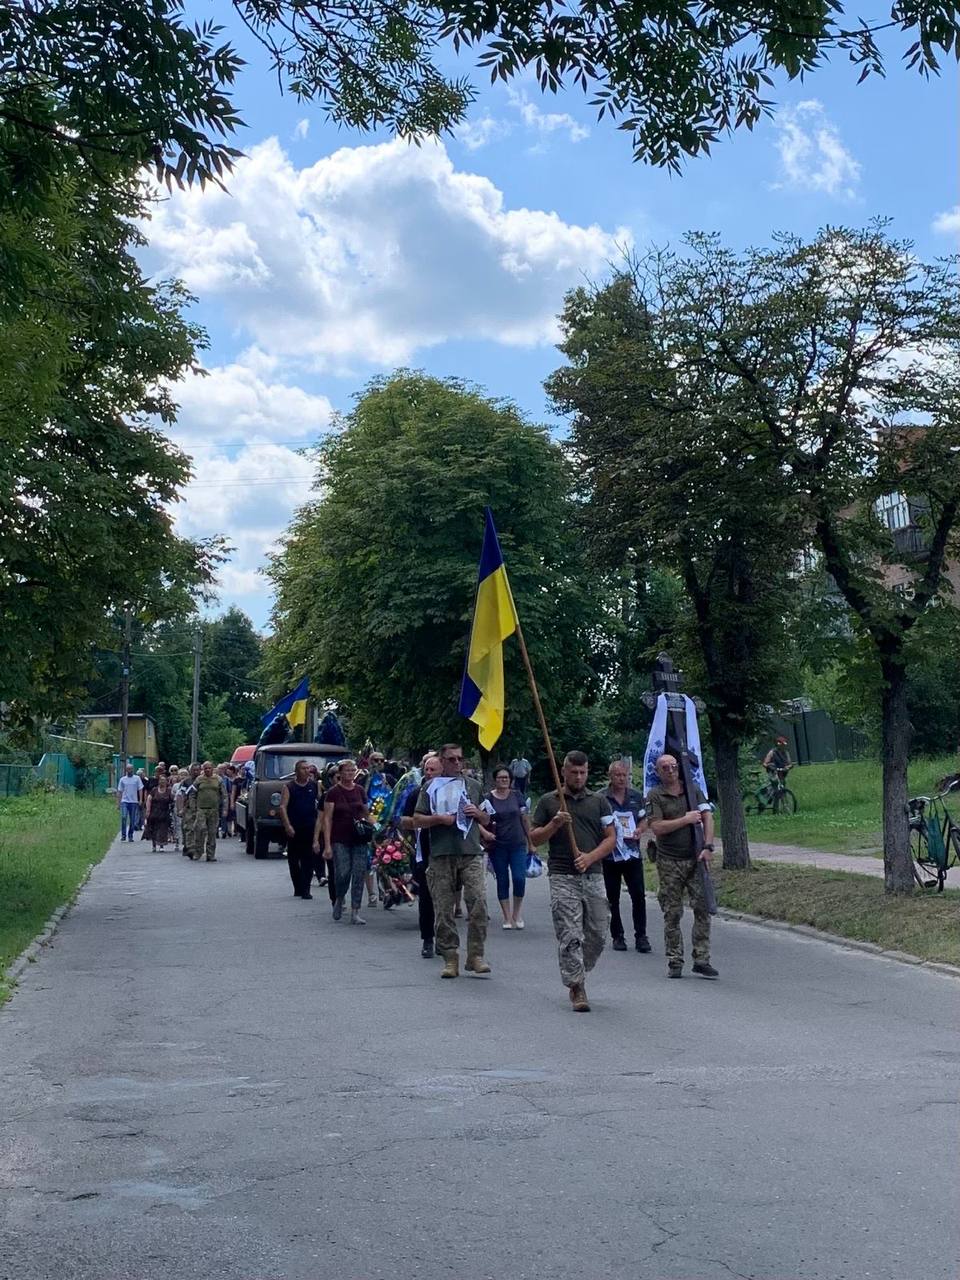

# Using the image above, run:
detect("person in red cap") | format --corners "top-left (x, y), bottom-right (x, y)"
top-left (763, 737), bottom-right (793, 778)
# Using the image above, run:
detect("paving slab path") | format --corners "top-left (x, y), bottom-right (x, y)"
top-left (748, 840), bottom-right (960, 888)
top-left (1, 833), bottom-right (958, 1280)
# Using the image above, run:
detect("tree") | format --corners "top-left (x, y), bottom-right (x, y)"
top-left (199, 693), bottom-right (245, 764)
top-left (1, 0), bottom-right (955, 194)
top-left (201, 609), bottom-right (265, 745)
top-left (264, 371), bottom-right (603, 761)
top-left (0, 147), bottom-right (224, 731)
top-left (607, 226), bottom-right (960, 892)
top-left (547, 270), bottom-right (805, 868)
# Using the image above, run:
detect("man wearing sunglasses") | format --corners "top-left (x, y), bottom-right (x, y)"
top-left (413, 743), bottom-right (492, 979)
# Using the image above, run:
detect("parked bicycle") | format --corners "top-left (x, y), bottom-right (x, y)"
top-left (907, 780), bottom-right (960, 891)
top-left (743, 765), bottom-right (797, 817)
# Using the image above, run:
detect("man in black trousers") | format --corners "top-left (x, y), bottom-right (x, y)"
top-left (401, 754), bottom-right (441, 958)
top-left (602, 759), bottom-right (653, 954)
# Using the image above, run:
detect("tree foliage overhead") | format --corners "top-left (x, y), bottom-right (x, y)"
top-left (1, 0), bottom-right (956, 188)
top-left (264, 371), bottom-right (603, 758)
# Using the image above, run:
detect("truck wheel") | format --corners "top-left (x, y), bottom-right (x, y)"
top-left (245, 821), bottom-right (254, 855)
top-left (254, 826), bottom-right (272, 859)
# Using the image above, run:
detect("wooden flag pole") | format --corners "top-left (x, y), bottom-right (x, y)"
top-left (513, 620), bottom-right (581, 861)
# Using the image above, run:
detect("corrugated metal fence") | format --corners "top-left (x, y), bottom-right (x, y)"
top-left (0, 754), bottom-right (114, 798)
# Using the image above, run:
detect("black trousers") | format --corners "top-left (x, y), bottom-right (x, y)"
top-left (602, 857), bottom-right (647, 942)
top-left (287, 828), bottom-right (316, 897)
top-left (413, 857), bottom-right (434, 943)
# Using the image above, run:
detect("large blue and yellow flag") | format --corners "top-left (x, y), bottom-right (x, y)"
top-left (262, 676), bottom-right (310, 730)
top-left (458, 508), bottom-right (519, 750)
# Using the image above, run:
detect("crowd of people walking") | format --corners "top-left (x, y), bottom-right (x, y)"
top-left (117, 743), bottom-right (717, 1012)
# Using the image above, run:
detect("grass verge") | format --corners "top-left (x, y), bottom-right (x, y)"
top-left (742, 755), bottom-right (958, 856)
top-left (0, 791), bottom-right (116, 1003)
top-left (715, 862), bottom-right (960, 967)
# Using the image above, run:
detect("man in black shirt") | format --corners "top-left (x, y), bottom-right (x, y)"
top-left (530, 751), bottom-right (617, 1012)
top-left (401, 754), bottom-right (441, 958)
top-left (603, 760), bottom-right (652, 954)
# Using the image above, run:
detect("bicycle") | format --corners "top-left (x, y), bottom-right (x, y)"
top-left (743, 766), bottom-right (798, 817)
top-left (907, 781), bottom-right (960, 891)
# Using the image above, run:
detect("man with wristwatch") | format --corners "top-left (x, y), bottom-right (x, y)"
top-left (646, 753), bottom-right (718, 980)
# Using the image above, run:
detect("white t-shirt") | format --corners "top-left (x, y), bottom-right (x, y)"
top-left (117, 775), bottom-right (143, 803)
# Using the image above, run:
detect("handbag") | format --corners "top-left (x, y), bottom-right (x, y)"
top-left (525, 853), bottom-right (544, 878)
top-left (353, 818), bottom-right (375, 844)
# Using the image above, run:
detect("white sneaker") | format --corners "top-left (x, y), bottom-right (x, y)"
top-left (502, 921), bottom-right (513, 930)
top-left (514, 919), bottom-right (525, 930)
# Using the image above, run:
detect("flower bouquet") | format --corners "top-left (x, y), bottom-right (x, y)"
top-left (372, 832), bottom-right (416, 908)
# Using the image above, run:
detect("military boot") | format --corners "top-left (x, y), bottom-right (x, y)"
top-left (569, 983), bottom-right (591, 1012)
top-left (464, 955), bottom-right (491, 976)
top-left (441, 953), bottom-right (459, 979)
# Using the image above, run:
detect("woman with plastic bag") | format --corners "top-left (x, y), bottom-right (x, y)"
top-left (480, 764), bottom-right (536, 930)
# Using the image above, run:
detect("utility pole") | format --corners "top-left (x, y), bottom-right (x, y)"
top-left (120, 607), bottom-right (132, 768)
top-left (190, 628), bottom-right (202, 764)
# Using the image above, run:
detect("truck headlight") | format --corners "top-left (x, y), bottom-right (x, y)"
top-left (270, 792), bottom-right (282, 806)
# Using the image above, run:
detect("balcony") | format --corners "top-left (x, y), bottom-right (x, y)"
top-left (891, 525), bottom-right (928, 559)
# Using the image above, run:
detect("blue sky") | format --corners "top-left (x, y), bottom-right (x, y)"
top-left (144, 12), bottom-right (959, 629)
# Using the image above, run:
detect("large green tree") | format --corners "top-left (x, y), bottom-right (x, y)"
top-left (264, 371), bottom-right (603, 763)
top-left (547, 269), bottom-right (805, 868)
top-left (0, 146), bottom-right (223, 730)
top-left (1, 0), bottom-right (955, 192)
top-left (594, 226), bottom-right (960, 892)
top-left (201, 608), bottom-right (265, 745)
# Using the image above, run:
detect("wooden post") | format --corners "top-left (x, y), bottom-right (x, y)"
top-left (513, 621), bottom-right (580, 860)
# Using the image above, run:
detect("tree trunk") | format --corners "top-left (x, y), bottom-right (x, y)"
top-left (880, 657), bottom-right (913, 893)
top-left (711, 720), bottom-right (751, 870)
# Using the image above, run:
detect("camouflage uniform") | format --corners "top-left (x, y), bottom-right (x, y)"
top-left (656, 855), bottom-right (711, 968)
top-left (426, 855), bottom-right (487, 960)
top-left (549, 874), bottom-right (610, 989)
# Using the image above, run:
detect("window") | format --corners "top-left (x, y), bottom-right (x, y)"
top-left (876, 492), bottom-right (910, 531)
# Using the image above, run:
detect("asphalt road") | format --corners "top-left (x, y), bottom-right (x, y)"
top-left (1, 834), bottom-right (958, 1280)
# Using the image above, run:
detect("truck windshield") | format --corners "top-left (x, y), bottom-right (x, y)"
top-left (257, 753), bottom-right (346, 780)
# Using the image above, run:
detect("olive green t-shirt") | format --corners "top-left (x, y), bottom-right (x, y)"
top-left (646, 783), bottom-right (709, 860)
top-left (414, 776), bottom-right (483, 858)
top-left (194, 775), bottom-right (222, 811)
top-left (531, 789), bottom-right (613, 876)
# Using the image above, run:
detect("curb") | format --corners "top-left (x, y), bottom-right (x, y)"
top-left (713, 905), bottom-right (960, 981)
top-left (2, 858), bottom-right (100, 990)
top-left (643, 890), bottom-right (960, 980)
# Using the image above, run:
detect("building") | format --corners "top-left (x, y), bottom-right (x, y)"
top-left (876, 491), bottom-right (960, 597)
top-left (78, 714), bottom-right (158, 770)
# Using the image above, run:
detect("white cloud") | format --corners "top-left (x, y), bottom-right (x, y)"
top-left (933, 206), bottom-right (960, 236)
top-left (454, 114), bottom-right (510, 151)
top-left (773, 100), bottom-right (861, 199)
top-left (293, 118), bottom-right (310, 141)
top-left (169, 358), bottom-right (334, 443)
top-left (145, 137), bottom-right (626, 368)
top-left (507, 89), bottom-right (590, 144)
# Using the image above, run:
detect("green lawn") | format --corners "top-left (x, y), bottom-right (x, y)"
top-left (741, 755), bottom-right (958, 856)
top-left (716, 863), bottom-right (960, 967)
top-left (0, 791), bottom-right (116, 1003)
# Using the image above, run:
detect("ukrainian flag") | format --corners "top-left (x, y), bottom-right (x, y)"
top-left (262, 676), bottom-right (310, 729)
top-left (459, 508), bottom-right (518, 750)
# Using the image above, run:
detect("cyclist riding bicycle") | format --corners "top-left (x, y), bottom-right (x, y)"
top-left (763, 737), bottom-right (793, 779)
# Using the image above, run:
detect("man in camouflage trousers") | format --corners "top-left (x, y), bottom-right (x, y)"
top-left (646, 753), bottom-right (718, 979)
top-left (193, 761), bottom-right (221, 862)
top-left (413, 743), bottom-right (492, 979)
top-left (530, 751), bottom-right (617, 1013)
top-left (179, 763), bottom-right (201, 858)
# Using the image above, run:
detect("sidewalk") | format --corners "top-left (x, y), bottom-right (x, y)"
top-left (745, 840), bottom-right (960, 888)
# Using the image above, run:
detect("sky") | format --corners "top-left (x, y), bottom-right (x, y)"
top-left (140, 12), bottom-right (959, 631)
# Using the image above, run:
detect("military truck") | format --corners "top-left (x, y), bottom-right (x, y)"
top-left (236, 742), bottom-right (351, 858)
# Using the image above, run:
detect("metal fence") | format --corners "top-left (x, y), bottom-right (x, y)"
top-left (0, 764), bottom-right (35, 797)
top-left (763, 709), bottom-right (870, 765)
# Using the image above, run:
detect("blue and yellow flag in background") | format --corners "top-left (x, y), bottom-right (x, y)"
top-left (262, 676), bottom-right (310, 730)
top-left (459, 508), bottom-right (519, 750)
